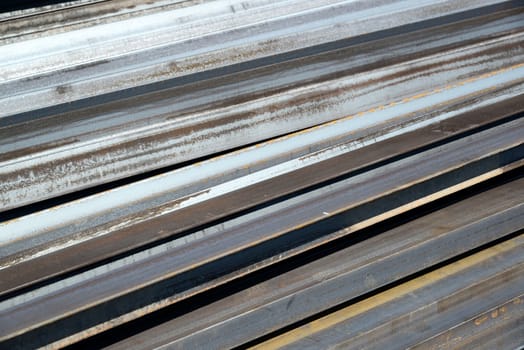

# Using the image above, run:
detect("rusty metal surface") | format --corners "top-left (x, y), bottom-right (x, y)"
top-left (411, 296), bottom-right (524, 350)
top-left (249, 235), bottom-right (524, 350)
top-left (1, 115), bottom-right (522, 295)
top-left (0, 1), bottom-right (189, 44)
top-left (1, 12), bottom-right (524, 210)
top-left (0, 95), bottom-right (521, 297)
top-left (0, 1), bottom-right (522, 349)
top-left (1, 126), bottom-right (523, 348)
top-left (105, 179), bottom-right (524, 350)
top-left (1, 0), bottom-right (519, 118)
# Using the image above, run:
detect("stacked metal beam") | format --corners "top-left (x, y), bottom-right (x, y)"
top-left (0, 0), bottom-right (523, 348)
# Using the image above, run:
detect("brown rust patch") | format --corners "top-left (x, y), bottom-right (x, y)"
top-left (474, 315), bottom-right (489, 326)
top-left (0, 137), bottom-right (79, 163)
top-left (55, 84), bottom-right (72, 95)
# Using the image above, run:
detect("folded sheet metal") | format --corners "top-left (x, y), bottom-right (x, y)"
top-left (0, 0), bottom-right (522, 349)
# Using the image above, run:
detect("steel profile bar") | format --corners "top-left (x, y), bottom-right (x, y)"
top-left (1, 110), bottom-right (522, 287)
top-left (0, 0), bottom-right (105, 21)
top-left (2, 6), bottom-right (523, 129)
top-left (1, 38), bottom-right (524, 211)
top-left (5, 6), bottom-right (523, 125)
top-left (0, 1), bottom-right (184, 43)
top-left (102, 181), bottom-right (524, 350)
top-left (0, 0), bottom-right (520, 118)
top-left (410, 296), bottom-right (524, 350)
top-left (249, 236), bottom-right (524, 350)
top-left (0, 97), bottom-right (521, 296)
top-left (0, 1), bottom-right (522, 348)
top-left (0, 128), bottom-right (521, 348)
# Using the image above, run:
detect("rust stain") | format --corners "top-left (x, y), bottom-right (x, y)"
top-left (55, 84), bottom-right (72, 95)
top-left (251, 237), bottom-right (522, 349)
top-left (474, 315), bottom-right (488, 326)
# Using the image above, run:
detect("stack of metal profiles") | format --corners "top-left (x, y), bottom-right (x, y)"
top-left (0, 0), bottom-right (523, 348)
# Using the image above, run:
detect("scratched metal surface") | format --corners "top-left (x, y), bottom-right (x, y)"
top-left (1, 120), bottom-right (522, 348)
top-left (410, 296), bottom-right (524, 350)
top-left (1, 0), bottom-right (518, 116)
top-left (1, 6), bottom-right (524, 210)
top-left (0, 1), bottom-right (523, 349)
top-left (248, 235), bottom-right (524, 350)
top-left (0, 0), bottom-right (190, 43)
top-left (105, 180), bottom-right (524, 350)
top-left (0, 96), bottom-right (520, 297)
top-left (0, 115), bottom-right (523, 290)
